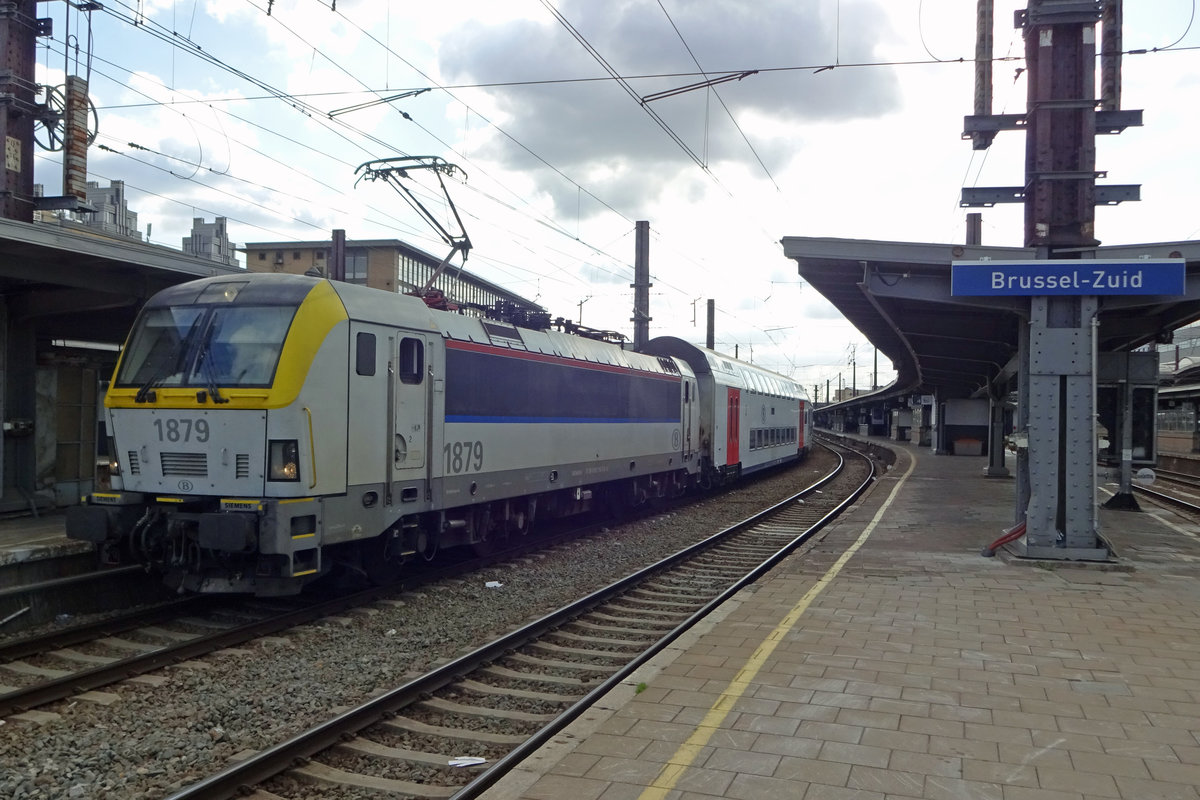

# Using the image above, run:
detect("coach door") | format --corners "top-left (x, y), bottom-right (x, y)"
top-left (387, 333), bottom-right (431, 504)
top-left (726, 387), bottom-right (740, 465)
top-left (683, 380), bottom-right (694, 462)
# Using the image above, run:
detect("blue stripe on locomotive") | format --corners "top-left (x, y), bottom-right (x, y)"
top-left (445, 347), bottom-right (680, 424)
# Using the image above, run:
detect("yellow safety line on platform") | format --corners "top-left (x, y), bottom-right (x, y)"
top-left (637, 452), bottom-right (918, 800)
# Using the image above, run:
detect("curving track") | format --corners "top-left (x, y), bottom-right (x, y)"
top-left (164, 441), bottom-right (875, 800)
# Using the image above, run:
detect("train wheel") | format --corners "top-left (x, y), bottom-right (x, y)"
top-left (362, 533), bottom-right (405, 586)
top-left (470, 507), bottom-right (502, 557)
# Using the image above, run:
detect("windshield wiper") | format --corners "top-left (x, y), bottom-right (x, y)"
top-left (135, 316), bottom-right (205, 403)
top-left (189, 314), bottom-right (228, 404)
top-left (195, 332), bottom-right (228, 404)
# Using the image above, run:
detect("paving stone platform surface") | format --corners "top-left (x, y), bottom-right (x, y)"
top-left (484, 439), bottom-right (1200, 800)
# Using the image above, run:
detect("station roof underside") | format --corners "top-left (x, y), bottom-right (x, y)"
top-left (0, 217), bottom-right (242, 343)
top-left (782, 236), bottom-right (1200, 408)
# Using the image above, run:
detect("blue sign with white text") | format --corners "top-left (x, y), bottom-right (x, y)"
top-left (951, 259), bottom-right (1186, 297)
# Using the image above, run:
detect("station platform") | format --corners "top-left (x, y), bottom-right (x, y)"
top-left (0, 510), bottom-right (90, 570)
top-left (486, 436), bottom-right (1200, 800)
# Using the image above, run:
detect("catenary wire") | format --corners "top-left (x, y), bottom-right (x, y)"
top-left (654, 0), bottom-right (780, 192)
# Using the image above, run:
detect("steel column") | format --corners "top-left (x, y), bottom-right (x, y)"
top-left (0, 0), bottom-right (37, 222)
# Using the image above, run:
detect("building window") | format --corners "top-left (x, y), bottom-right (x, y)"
top-left (346, 249), bottom-right (368, 284)
top-left (258, 253), bottom-right (266, 261)
top-left (293, 251), bottom-right (301, 260)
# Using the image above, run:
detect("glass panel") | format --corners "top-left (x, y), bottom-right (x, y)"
top-left (194, 306), bottom-right (294, 386)
top-left (400, 337), bottom-right (423, 384)
top-left (115, 306), bottom-right (206, 387)
top-left (116, 304), bottom-right (296, 389)
top-left (356, 332), bottom-right (376, 376)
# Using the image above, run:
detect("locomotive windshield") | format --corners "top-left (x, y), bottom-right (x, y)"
top-left (115, 303), bottom-right (297, 393)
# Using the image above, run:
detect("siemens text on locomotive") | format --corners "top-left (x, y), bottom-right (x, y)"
top-left (67, 273), bottom-right (813, 595)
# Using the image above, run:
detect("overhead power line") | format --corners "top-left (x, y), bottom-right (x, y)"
top-left (537, 0), bottom-right (712, 174)
top-left (652, 0), bottom-right (779, 191)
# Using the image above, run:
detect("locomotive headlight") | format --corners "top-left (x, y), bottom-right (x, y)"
top-left (268, 439), bottom-right (300, 482)
top-left (107, 436), bottom-right (120, 475)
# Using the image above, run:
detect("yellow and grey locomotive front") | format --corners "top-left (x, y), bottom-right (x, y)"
top-left (67, 274), bottom-right (362, 594)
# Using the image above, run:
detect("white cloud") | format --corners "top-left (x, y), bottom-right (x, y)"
top-left (28, 0), bottom-right (1200, 392)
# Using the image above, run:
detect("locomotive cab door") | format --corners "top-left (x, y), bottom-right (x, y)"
top-left (388, 333), bottom-right (432, 504)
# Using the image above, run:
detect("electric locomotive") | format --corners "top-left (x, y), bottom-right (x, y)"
top-left (67, 273), bottom-right (709, 594)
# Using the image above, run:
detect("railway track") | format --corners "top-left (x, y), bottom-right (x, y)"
top-left (0, 593), bottom-right (340, 717)
top-left (1133, 483), bottom-right (1200, 516)
top-left (0, 561), bottom-right (173, 636)
top-left (1149, 467), bottom-right (1200, 494)
top-left (164, 442), bottom-right (874, 800)
top-left (0, 456), bottom-right (830, 720)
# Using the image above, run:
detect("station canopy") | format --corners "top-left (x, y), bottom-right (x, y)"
top-left (782, 236), bottom-right (1200, 403)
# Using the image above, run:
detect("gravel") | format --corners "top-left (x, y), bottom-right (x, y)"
top-left (0, 455), bottom-right (832, 799)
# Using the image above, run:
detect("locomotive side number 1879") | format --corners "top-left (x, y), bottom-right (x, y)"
top-left (444, 440), bottom-right (483, 474)
top-left (153, 418), bottom-right (210, 443)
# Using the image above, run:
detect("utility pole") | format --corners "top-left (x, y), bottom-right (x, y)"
top-left (578, 296), bottom-right (591, 324)
top-left (849, 344), bottom-right (856, 398)
top-left (705, 299), bottom-right (715, 350)
top-left (631, 221), bottom-right (652, 349)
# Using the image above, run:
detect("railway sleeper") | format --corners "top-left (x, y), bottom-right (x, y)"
top-left (450, 678), bottom-right (579, 704)
top-left (2, 661), bottom-right (71, 679)
top-left (699, 549), bottom-right (774, 562)
top-left (334, 737), bottom-right (489, 770)
top-left (527, 641), bottom-right (633, 661)
top-left (290, 760), bottom-right (456, 799)
top-left (567, 619), bottom-right (672, 637)
top-left (728, 546), bottom-right (785, 558)
top-left (477, 664), bottom-right (588, 688)
top-left (547, 631), bottom-right (650, 649)
top-left (613, 594), bottom-right (701, 610)
top-left (137, 625), bottom-right (201, 642)
top-left (95, 637), bottom-right (164, 653)
top-left (417, 696), bottom-right (558, 723)
top-left (675, 561), bottom-right (745, 575)
top-left (175, 616), bottom-right (239, 630)
top-left (503, 651), bottom-right (619, 674)
top-left (758, 524), bottom-right (805, 536)
top-left (380, 717), bottom-right (526, 746)
top-left (695, 553), bottom-right (772, 568)
top-left (585, 610), bottom-right (681, 629)
top-left (46, 649), bottom-right (119, 666)
top-left (632, 584), bottom-right (716, 601)
top-left (643, 578), bottom-right (715, 597)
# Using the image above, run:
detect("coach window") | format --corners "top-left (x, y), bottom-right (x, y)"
top-left (399, 337), bottom-right (424, 384)
top-left (356, 333), bottom-right (376, 376)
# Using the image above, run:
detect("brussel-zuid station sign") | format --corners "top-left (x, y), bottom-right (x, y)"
top-left (951, 257), bottom-right (1185, 561)
top-left (950, 258), bottom-right (1186, 297)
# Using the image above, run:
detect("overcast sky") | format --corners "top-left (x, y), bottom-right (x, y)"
top-left (31, 0), bottom-right (1200, 397)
